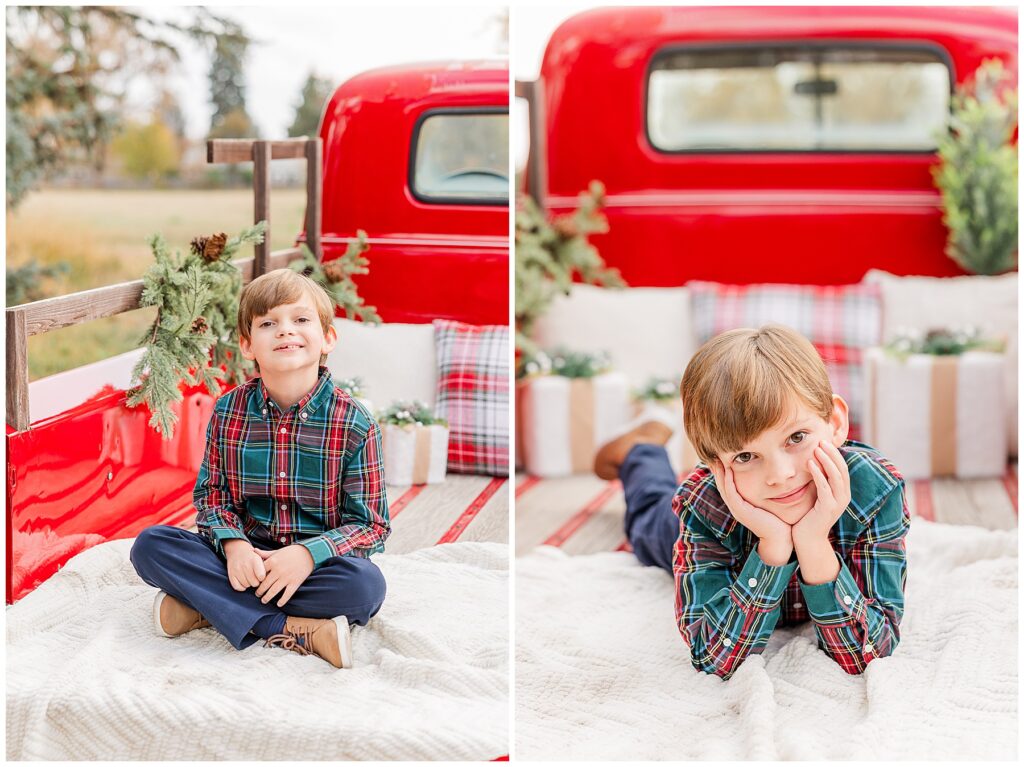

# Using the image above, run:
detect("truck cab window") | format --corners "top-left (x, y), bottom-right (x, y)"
top-left (411, 110), bottom-right (510, 203)
top-left (647, 45), bottom-right (951, 152)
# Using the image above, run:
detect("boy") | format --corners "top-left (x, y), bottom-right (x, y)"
top-left (594, 325), bottom-right (909, 679)
top-left (130, 268), bottom-right (389, 669)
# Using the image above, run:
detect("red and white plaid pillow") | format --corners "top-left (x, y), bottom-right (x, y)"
top-left (687, 282), bottom-right (882, 439)
top-left (433, 319), bottom-right (510, 476)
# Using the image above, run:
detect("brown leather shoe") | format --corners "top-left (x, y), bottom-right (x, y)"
top-left (264, 616), bottom-right (353, 669)
top-left (593, 420), bottom-right (674, 480)
top-left (153, 591), bottom-right (211, 637)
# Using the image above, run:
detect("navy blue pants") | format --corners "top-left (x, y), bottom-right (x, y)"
top-left (621, 444), bottom-right (682, 574)
top-left (130, 525), bottom-right (386, 650)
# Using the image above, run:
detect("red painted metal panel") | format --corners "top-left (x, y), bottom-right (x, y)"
top-left (532, 6), bottom-right (1017, 284)
top-left (312, 60), bottom-right (510, 325)
top-left (6, 385), bottom-right (217, 603)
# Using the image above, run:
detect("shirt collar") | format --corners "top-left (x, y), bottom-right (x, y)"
top-left (253, 366), bottom-right (334, 419)
top-left (682, 441), bottom-right (901, 538)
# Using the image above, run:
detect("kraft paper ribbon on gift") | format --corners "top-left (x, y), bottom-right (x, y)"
top-left (520, 373), bottom-right (633, 478)
top-left (381, 423), bottom-right (448, 486)
top-left (864, 348), bottom-right (1006, 479)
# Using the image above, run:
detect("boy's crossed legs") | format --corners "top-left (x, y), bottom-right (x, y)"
top-left (130, 525), bottom-right (386, 668)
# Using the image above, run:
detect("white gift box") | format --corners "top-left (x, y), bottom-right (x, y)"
top-left (381, 423), bottom-right (449, 486)
top-left (519, 372), bottom-right (633, 478)
top-left (863, 348), bottom-right (1007, 479)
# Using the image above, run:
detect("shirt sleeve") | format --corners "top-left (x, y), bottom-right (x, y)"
top-left (194, 407), bottom-right (248, 555)
top-left (673, 494), bottom-right (799, 680)
top-left (797, 479), bottom-right (909, 675)
top-left (298, 420), bottom-right (391, 567)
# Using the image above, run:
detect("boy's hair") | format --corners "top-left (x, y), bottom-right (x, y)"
top-left (680, 324), bottom-right (834, 464)
top-left (237, 269), bottom-right (335, 366)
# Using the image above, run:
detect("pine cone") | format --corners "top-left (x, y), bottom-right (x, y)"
top-left (190, 236), bottom-right (208, 257)
top-left (202, 232), bottom-right (228, 262)
top-left (551, 216), bottom-right (579, 239)
top-left (322, 259), bottom-right (346, 283)
top-left (190, 316), bottom-right (209, 335)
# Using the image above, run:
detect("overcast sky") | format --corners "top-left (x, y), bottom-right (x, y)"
top-left (133, 5), bottom-right (508, 140)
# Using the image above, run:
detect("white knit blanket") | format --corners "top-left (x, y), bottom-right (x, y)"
top-left (7, 541), bottom-right (508, 761)
top-left (516, 520), bottom-right (1017, 760)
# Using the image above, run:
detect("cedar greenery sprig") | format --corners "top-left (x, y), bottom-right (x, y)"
top-left (289, 230), bottom-right (381, 323)
top-left (517, 347), bottom-right (612, 380)
top-left (884, 326), bottom-right (1005, 359)
top-left (335, 376), bottom-right (365, 399)
top-left (377, 400), bottom-right (448, 428)
top-left (634, 376), bottom-right (680, 402)
top-left (126, 221), bottom-right (267, 437)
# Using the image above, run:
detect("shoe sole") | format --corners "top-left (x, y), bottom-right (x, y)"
top-left (152, 591), bottom-right (174, 638)
top-left (333, 616), bottom-right (353, 669)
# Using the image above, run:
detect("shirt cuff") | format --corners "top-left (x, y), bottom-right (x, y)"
top-left (298, 535), bottom-right (338, 569)
top-left (210, 526), bottom-right (248, 556)
top-left (731, 547), bottom-right (800, 613)
top-left (798, 552), bottom-right (865, 621)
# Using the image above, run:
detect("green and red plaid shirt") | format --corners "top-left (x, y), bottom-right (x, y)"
top-left (672, 441), bottom-right (908, 679)
top-left (194, 367), bottom-right (390, 567)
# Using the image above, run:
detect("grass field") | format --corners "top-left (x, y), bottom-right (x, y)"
top-left (7, 187), bottom-right (308, 379)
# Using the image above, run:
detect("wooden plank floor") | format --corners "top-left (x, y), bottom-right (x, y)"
top-left (515, 463), bottom-right (1019, 557)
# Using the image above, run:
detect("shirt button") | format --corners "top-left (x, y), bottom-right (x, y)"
top-left (279, 471), bottom-right (286, 478)
top-left (280, 504), bottom-right (287, 511)
top-left (300, 412), bottom-right (308, 420)
top-left (261, 408), bottom-right (267, 415)
top-left (279, 536), bottom-right (288, 544)
top-left (843, 595), bottom-right (853, 606)
top-left (747, 577), bottom-right (758, 587)
top-left (722, 638), bottom-right (732, 647)
top-left (864, 643), bottom-right (874, 654)
top-left (793, 602), bottom-right (803, 610)
top-left (280, 427), bottom-right (287, 434)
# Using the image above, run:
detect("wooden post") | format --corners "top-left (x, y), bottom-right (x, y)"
top-left (6, 308), bottom-right (30, 432)
top-left (305, 138), bottom-right (323, 260)
top-left (253, 140), bottom-right (272, 276)
top-left (516, 79), bottom-right (547, 208)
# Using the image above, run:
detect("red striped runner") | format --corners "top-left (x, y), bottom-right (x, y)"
top-left (542, 481), bottom-right (621, 548)
top-left (615, 538), bottom-right (632, 553)
top-left (515, 475), bottom-right (541, 499)
top-left (1003, 465), bottom-right (1018, 515)
top-left (912, 479), bottom-right (935, 522)
top-left (389, 485), bottom-right (426, 519)
top-left (436, 477), bottom-right (506, 544)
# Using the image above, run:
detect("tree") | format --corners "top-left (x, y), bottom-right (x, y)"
top-left (207, 32), bottom-right (256, 138)
top-left (288, 72), bottom-right (333, 138)
top-left (111, 119), bottom-right (180, 182)
top-left (6, 6), bottom-right (248, 208)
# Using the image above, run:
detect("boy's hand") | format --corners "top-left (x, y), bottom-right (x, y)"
top-left (223, 539), bottom-right (267, 591)
top-left (793, 440), bottom-right (851, 546)
top-left (254, 545), bottom-right (315, 607)
top-left (711, 459), bottom-right (793, 565)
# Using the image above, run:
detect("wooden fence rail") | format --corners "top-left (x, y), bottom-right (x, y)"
top-left (6, 137), bottom-right (323, 432)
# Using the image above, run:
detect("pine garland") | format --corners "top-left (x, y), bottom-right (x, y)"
top-left (289, 230), bottom-right (381, 324)
top-left (126, 221), bottom-right (267, 437)
top-left (377, 399), bottom-right (447, 427)
top-left (634, 376), bottom-right (680, 402)
top-left (517, 347), bottom-right (612, 380)
top-left (884, 326), bottom-right (1005, 359)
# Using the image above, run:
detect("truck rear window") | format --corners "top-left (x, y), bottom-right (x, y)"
top-left (647, 45), bottom-right (951, 152)
top-left (411, 110), bottom-right (509, 204)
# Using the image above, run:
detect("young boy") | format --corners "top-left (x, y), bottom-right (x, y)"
top-left (594, 324), bottom-right (909, 680)
top-left (130, 268), bottom-right (390, 669)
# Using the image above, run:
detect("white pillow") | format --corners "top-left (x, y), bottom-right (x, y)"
top-left (326, 318), bottom-right (437, 410)
top-left (863, 269), bottom-right (1018, 456)
top-left (531, 284), bottom-right (695, 388)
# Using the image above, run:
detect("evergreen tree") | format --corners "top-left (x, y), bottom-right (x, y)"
top-left (288, 72), bottom-right (334, 138)
top-left (207, 32), bottom-right (256, 138)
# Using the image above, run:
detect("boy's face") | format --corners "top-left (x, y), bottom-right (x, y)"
top-left (719, 395), bottom-right (849, 525)
top-left (238, 295), bottom-right (337, 376)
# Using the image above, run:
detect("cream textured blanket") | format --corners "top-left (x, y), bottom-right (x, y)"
top-left (516, 520), bottom-right (1017, 760)
top-left (7, 540), bottom-right (508, 761)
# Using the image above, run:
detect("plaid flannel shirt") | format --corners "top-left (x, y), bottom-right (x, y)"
top-left (672, 440), bottom-right (908, 679)
top-left (194, 367), bottom-right (390, 567)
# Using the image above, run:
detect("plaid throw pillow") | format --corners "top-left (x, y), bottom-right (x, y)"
top-left (433, 320), bottom-right (510, 476)
top-left (687, 282), bottom-right (882, 439)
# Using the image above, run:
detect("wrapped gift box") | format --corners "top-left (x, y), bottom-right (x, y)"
top-left (863, 348), bottom-right (1006, 479)
top-left (632, 399), bottom-right (699, 477)
top-left (381, 423), bottom-right (449, 486)
top-left (519, 372), bottom-right (633, 478)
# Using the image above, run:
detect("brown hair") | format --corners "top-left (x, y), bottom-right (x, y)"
top-left (680, 324), bottom-right (834, 464)
top-left (237, 269), bottom-right (335, 367)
